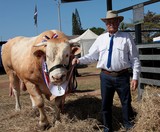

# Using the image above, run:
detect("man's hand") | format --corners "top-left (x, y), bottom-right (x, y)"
top-left (130, 79), bottom-right (138, 91)
top-left (72, 58), bottom-right (80, 65)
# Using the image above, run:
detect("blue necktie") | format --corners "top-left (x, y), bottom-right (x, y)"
top-left (107, 35), bottom-right (114, 68)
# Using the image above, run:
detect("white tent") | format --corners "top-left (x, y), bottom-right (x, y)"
top-left (70, 29), bottom-right (98, 56)
top-left (153, 36), bottom-right (160, 42)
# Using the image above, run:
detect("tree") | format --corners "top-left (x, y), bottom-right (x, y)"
top-left (90, 27), bottom-right (105, 35)
top-left (72, 9), bottom-right (84, 35)
top-left (75, 9), bottom-right (82, 31)
top-left (124, 10), bottom-right (160, 43)
top-left (142, 11), bottom-right (160, 42)
top-left (72, 13), bottom-right (78, 35)
top-left (72, 8), bottom-right (105, 35)
top-left (119, 22), bottom-right (128, 31)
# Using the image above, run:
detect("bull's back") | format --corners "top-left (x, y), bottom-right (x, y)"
top-left (2, 36), bottom-right (36, 75)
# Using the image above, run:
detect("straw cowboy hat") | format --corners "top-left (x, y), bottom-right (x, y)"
top-left (101, 10), bottom-right (124, 23)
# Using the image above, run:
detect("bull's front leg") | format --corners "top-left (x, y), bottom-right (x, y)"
top-left (53, 95), bottom-right (65, 124)
top-left (25, 82), bottom-right (49, 130)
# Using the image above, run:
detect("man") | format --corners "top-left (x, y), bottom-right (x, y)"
top-left (72, 10), bottom-right (141, 132)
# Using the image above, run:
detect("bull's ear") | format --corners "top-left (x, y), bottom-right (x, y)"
top-left (71, 46), bottom-right (81, 55)
top-left (33, 42), bottom-right (47, 57)
top-left (33, 49), bottom-right (45, 58)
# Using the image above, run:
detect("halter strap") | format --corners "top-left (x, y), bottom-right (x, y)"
top-left (48, 64), bottom-right (68, 73)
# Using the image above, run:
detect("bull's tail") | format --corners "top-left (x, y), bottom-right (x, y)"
top-left (20, 80), bottom-right (27, 91)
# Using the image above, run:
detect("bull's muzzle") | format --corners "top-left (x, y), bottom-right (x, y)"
top-left (48, 64), bottom-right (69, 85)
top-left (51, 74), bottom-right (66, 83)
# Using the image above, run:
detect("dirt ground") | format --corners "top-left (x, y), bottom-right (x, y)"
top-left (1, 64), bottom-right (156, 132)
top-left (0, 70), bottom-right (105, 132)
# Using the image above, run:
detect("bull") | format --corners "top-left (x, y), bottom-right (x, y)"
top-left (1, 30), bottom-right (78, 129)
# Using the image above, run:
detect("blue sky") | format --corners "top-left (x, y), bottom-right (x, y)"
top-left (0, 0), bottom-right (159, 40)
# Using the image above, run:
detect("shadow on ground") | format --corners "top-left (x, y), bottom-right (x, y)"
top-left (63, 96), bottom-right (130, 131)
top-left (0, 67), bottom-right (6, 75)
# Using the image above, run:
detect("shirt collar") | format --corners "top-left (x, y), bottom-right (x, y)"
top-left (109, 31), bottom-right (118, 37)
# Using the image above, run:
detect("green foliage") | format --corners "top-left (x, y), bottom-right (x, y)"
top-left (124, 10), bottom-right (160, 43)
top-left (142, 11), bottom-right (160, 42)
top-left (75, 9), bottom-right (82, 30)
top-left (72, 8), bottom-right (84, 35)
top-left (72, 9), bottom-right (160, 42)
top-left (72, 8), bottom-right (105, 35)
top-left (119, 22), bottom-right (128, 31)
top-left (90, 27), bottom-right (105, 35)
top-left (72, 12), bottom-right (78, 35)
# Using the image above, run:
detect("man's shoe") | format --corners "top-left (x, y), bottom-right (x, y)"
top-left (129, 111), bottom-right (137, 121)
top-left (104, 127), bottom-right (109, 132)
top-left (124, 123), bottom-right (134, 131)
top-left (104, 127), bottom-right (112, 132)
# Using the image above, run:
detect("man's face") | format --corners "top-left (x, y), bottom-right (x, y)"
top-left (106, 18), bottom-right (120, 34)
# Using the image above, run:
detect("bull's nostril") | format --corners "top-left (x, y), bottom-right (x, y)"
top-left (52, 76), bottom-right (55, 80)
top-left (60, 75), bottom-right (65, 80)
top-left (52, 74), bottom-right (65, 81)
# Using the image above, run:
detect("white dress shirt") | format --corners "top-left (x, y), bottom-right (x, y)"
top-left (79, 31), bottom-right (141, 80)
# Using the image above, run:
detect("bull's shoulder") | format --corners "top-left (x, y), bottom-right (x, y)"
top-left (1, 37), bottom-right (23, 52)
top-left (5, 36), bottom-right (36, 47)
top-left (2, 36), bottom-right (37, 61)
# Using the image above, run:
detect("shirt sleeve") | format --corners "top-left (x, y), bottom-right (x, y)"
top-left (127, 33), bottom-right (141, 80)
top-left (79, 37), bottom-right (100, 64)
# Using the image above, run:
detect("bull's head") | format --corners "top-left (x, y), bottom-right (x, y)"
top-left (33, 30), bottom-right (80, 85)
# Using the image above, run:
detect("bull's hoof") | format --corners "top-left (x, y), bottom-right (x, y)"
top-left (44, 94), bottom-right (56, 101)
top-left (52, 114), bottom-right (61, 125)
top-left (49, 95), bottom-right (56, 101)
top-left (15, 107), bottom-right (21, 111)
top-left (38, 122), bottom-right (51, 131)
top-left (52, 119), bottom-right (61, 127)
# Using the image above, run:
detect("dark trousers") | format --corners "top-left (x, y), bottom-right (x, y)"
top-left (100, 71), bottom-right (133, 131)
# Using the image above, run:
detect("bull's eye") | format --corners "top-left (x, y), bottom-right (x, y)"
top-left (46, 55), bottom-right (54, 62)
top-left (66, 54), bottom-right (69, 58)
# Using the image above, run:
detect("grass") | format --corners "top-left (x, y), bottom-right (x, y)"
top-left (76, 63), bottom-right (100, 91)
top-left (0, 63), bottom-right (160, 132)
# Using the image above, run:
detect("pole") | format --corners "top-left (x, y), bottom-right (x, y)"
top-left (107, 0), bottom-right (112, 11)
top-left (34, 0), bottom-right (38, 35)
top-left (135, 24), bottom-right (142, 44)
top-left (57, 0), bottom-right (62, 31)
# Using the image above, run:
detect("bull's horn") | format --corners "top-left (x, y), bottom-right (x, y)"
top-left (44, 35), bottom-right (50, 40)
top-left (34, 42), bottom-right (47, 47)
top-left (68, 39), bottom-right (76, 43)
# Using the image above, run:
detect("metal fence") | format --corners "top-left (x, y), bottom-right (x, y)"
top-left (137, 43), bottom-right (160, 99)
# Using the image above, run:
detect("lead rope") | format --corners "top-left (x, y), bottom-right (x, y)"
top-left (66, 63), bottom-right (77, 93)
top-left (61, 63), bottom-right (78, 113)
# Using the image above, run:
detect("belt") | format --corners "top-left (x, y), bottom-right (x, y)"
top-left (101, 68), bottom-right (128, 77)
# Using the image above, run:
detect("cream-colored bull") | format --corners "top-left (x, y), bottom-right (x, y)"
top-left (2, 30), bottom-right (78, 129)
